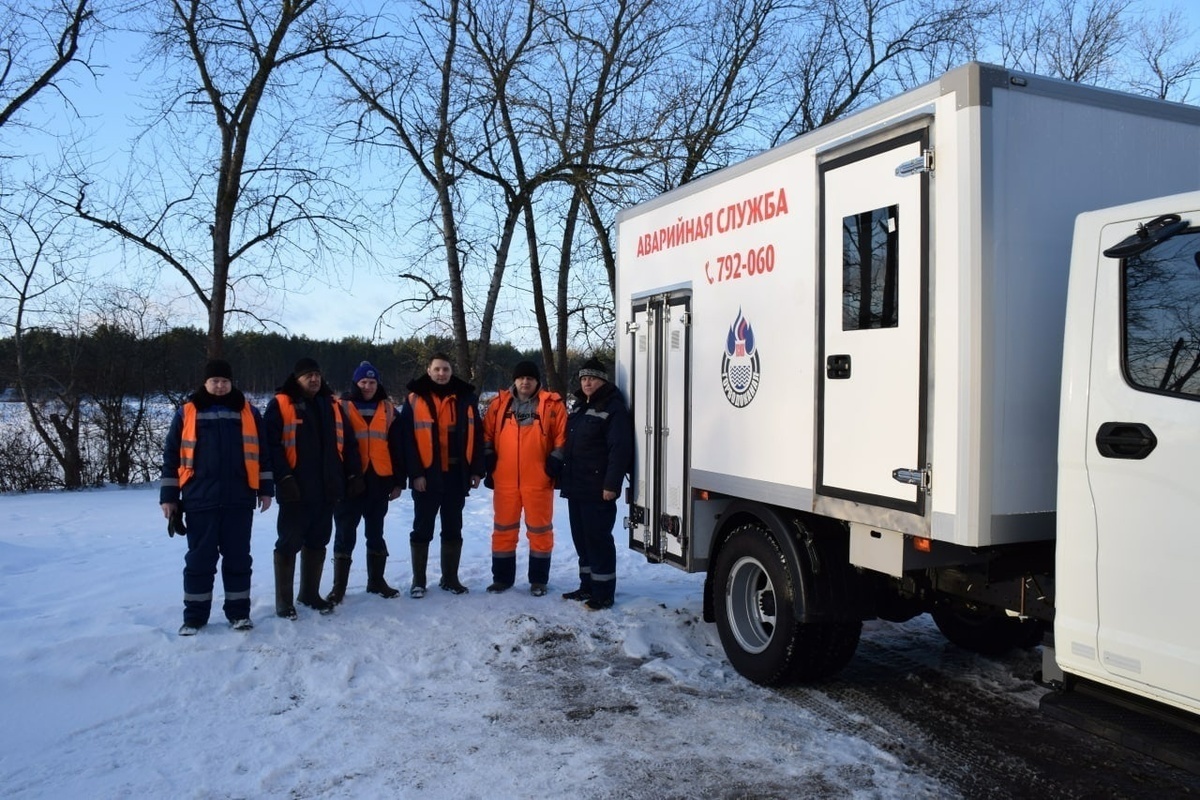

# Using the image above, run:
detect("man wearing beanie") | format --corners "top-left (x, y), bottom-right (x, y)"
top-left (326, 361), bottom-right (406, 605)
top-left (558, 355), bottom-right (633, 610)
top-left (160, 359), bottom-right (275, 635)
top-left (398, 354), bottom-right (485, 597)
top-left (482, 359), bottom-right (567, 595)
top-left (264, 357), bottom-right (362, 619)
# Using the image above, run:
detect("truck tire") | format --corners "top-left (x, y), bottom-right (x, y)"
top-left (713, 522), bottom-right (860, 686)
top-left (931, 604), bottom-right (1046, 656)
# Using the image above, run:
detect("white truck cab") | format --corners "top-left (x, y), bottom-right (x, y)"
top-left (1054, 193), bottom-right (1200, 716)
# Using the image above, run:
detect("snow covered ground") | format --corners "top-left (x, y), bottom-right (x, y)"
top-left (3, 484), bottom-right (981, 798)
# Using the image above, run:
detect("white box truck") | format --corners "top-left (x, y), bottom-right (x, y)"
top-left (615, 62), bottom-right (1200, 729)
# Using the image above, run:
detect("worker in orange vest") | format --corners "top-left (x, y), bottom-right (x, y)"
top-left (265, 357), bottom-right (362, 619)
top-left (327, 361), bottom-right (406, 604)
top-left (482, 360), bottom-right (566, 595)
top-left (160, 359), bottom-right (274, 635)
top-left (399, 354), bottom-right (485, 598)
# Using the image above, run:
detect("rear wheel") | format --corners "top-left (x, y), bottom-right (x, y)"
top-left (931, 603), bottom-right (1046, 656)
top-left (713, 521), bottom-right (860, 685)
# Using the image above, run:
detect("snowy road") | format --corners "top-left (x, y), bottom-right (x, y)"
top-left (2, 485), bottom-right (1198, 798)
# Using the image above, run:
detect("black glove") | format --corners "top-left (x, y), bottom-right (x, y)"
top-left (168, 508), bottom-right (187, 538)
top-left (484, 474), bottom-right (495, 490)
top-left (544, 455), bottom-right (564, 479)
top-left (347, 474), bottom-right (366, 498)
top-left (485, 452), bottom-right (498, 474)
top-left (276, 475), bottom-right (303, 504)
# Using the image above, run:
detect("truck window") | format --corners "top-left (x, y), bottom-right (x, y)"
top-left (1123, 230), bottom-right (1200, 399)
top-left (843, 205), bottom-right (899, 331)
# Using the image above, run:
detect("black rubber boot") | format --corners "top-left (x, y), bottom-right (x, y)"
top-left (297, 546), bottom-right (334, 614)
top-left (274, 550), bottom-right (298, 619)
top-left (410, 542), bottom-right (429, 598)
top-left (366, 551), bottom-right (400, 598)
top-left (438, 539), bottom-right (469, 594)
top-left (326, 553), bottom-right (351, 606)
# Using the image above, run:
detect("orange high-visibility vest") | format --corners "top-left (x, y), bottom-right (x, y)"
top-left (275, 393), bottom-right (345, 469)
top-left (179, 402), bottom-right (261, 490)
top-left (343, 398), bottom-right (395, 476)
top-left (408, 392), bottom-right (476, 471)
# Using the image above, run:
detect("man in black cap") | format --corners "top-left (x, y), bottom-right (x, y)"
top-left (558, 356), bottom-right (633, 610)
top-left (481, 360), bottom-right (566, 595)
top-left (264, 357), bottom-right (362, 619)
top-left (160, 359), bottom-right (274, 634)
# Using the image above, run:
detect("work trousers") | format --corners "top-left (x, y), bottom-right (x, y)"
top-left (567, 498), bottom-right (617, 603)
top-left (491, 484), bottom-right (554, 585)
top-left (410, 477), bottom-right (466, 545)
top-left (182, 507), bottom-right (253, 624)
top-left (333, 492), bottom-right (390, 556)
top-left (275, 499), bottom-right (334, 555)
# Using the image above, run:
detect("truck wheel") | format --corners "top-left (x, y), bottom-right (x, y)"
top-left (931, 605), bottom-right (1045, 656)
top-left (714, 523), bottom-right (798, 685)
top-left (713, 522), bottom-right (861, 686)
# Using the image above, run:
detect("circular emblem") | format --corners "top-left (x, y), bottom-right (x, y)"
top-left (722, 310), bottom-right (760, 408)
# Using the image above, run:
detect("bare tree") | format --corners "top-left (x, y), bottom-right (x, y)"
top-left (0, 193), bottom-right (88, 487)
top-left (0, 0), bottom-right (96, 133)
top-left (992, 0), bottom-right (1131, 84)
top-left (771, 0), bottom-right (988, 143)
top-left (325, 0), bottom-right (483, 376)
top-left (1128, 6), bottom-right (1200, 101)
top-left (518, 0), bottom-right (680, 387)
top-left (0, 0), bottom-right (99, 489)
top-left (66, 0), bottom-right (373, 358)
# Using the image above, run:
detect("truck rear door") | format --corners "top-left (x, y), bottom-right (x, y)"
top-left (1086, 214), bottom-right (1200, 708)
top-left (817, 129), bottom-right (930, 520)
top-left (627, 290), bottom-right (692, 567)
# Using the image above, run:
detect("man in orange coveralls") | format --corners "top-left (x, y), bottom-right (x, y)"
top-left (482, 360), bottom-right (567, 596)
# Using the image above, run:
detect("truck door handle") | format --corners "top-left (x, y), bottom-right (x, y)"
top-left (827, 354), bottom-right (851, 379)
top-left (1095, 422), bottom-right (1157, 460)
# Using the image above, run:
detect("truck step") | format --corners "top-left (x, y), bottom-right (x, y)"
top-left (1040, 678), bottom-right (1200, 775)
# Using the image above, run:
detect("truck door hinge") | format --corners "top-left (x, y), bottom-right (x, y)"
top-left (625, 320), bottom-right (639, 334)
top-left (892, 464), bottom-right (932, 494)
top-left (895, 149), bottom-right (934, 178)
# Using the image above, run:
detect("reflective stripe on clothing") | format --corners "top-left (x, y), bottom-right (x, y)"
top-left (275, 393), bottom-right (346, 469)
top-left (179, 403), bottom-right (261, 490)
top-left (408, 391), bottom-right (476, 471)
top-left (343, 399), bottom-right (395, 475)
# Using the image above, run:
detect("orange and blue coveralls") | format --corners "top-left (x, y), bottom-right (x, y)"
top-left (482, 387), bottom-right (567, 587)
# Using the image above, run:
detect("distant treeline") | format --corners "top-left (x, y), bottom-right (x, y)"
top-left (1, 326), bottom-right (602, 398)
top-left (0, 326), bottom-right (609, 491)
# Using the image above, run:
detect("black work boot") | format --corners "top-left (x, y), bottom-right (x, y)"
top-left (297, 546), bottom-right (334, 614)
top-left (438, 539), bottom-right (469, 594)
top-left (410, 542), bottom-right (429, 598)
top-left (366, 550), bottom-right (400, 598)
top-left (326, 553), bottom-right (351, 606)
top-left (274, 550), bottom-right (298, 620)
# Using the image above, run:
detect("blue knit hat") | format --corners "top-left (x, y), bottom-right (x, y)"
top-left (353, 361), bottom-right (379, 383)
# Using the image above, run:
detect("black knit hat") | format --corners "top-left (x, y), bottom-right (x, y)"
top-left (512, 360), bottom-right (540, 382)
top-left (577, 356), bottom-right (609, 382)
top-left (203, 359), bottom-right (233, 380)
top-left (293, 357), bottom-right (321, 377)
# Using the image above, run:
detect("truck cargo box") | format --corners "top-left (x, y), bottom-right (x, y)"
top-left (617, 63), bottom-right (1200, 570)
